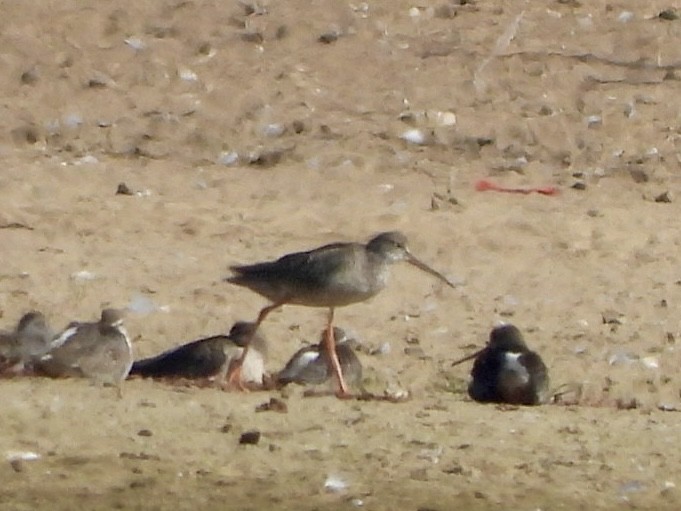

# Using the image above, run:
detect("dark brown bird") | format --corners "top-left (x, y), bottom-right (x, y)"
top-left (225, 231), bottom-right (454, 397)
top-left (451, 324), bottom-right (549, 406)
top-left (276, 327), bottom-right (362, 388)
top-left (129, 321), bottom-right (266, 386)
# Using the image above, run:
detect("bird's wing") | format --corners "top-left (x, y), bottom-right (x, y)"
top-left (231, 242), bottom-right (354, 285)
top-left (131, 337), bottom-right (227, 378)
top-left (39, 326), bottom-right (98, 371)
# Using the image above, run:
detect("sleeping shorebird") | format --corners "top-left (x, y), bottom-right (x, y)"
top-left (129, 321), bottom-right (266, 387)
top-left (276, 327), bottom-right (362, 389)
top-left (451, 324), bottom-right (549, 406)
top-left (0, 311), bottom-right (53, 374)
top-left (36, 309), bottom-right (133, 394)
top-left (225, 231), bottom-right (455, 397)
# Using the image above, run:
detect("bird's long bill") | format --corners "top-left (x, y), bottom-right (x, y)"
top-left (450, 349), bottom-right (484, 367)
top-left (407, 254), bottom-right (456, 288)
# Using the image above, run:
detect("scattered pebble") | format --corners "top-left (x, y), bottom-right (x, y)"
top-left (318, 31), bottom-right (340, 44)
top-left (137, 429), bottom-right (153, 437)
top-left (655, 191), bottom-right (673, 203)
top-left (370, 341), bottom-right (391, 356)
top-left (239, 430), bottom-right (261, 445)
top-left (586, 115), bottom-right (602, 128)
top-left (124, 37), bottom-right (146, 51)
top-left (255, 397), bottom-right (288, 413)
top-left (6, 451), bottom-right (40, 473)
top-left (400, 128), bottom-right (430, 145)
top-left (116, 182), bottom-right (134, 196)
top-left (659, 8), bottom-right (679, 20)
top-left (617, 11), bottom-right (634, 23)
top-left (324, 474), bottom-right (348, 493)
top-left (71, 270), bottom-right (96, 281)
top-left (20, 68), bottom-right (39, 85)
top-left (601, 310), bottom-right (624, 325)
top-left (262, 123), bottom-right (285, 137)
top-left (178, 68), bottom-right (199, 82)
top-left (629, 168), bottom-right (649, 183)
top-left (217, 151), bottom-right (240, 166)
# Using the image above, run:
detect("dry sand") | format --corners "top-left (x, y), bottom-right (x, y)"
top-left (2, 1), bottom-right (681, 509)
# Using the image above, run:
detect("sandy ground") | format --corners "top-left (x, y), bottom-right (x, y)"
top-left (2, 0), bottom-right (681, 509)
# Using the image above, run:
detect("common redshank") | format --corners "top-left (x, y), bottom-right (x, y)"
top-left (276, 327), bottom-right (362, 389)
top-left (0, 311), bottom-right (53, 374)
top-left (129, 321), bottom-right (266, 387)
top-left (36, 309), bottom-right (133, 393)
top-left (226, 231), bottom-right (455, 397)
top-left (451, 324), bottom-right (549, 406)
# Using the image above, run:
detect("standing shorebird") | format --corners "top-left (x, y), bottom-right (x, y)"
top-left (226, 231), bottom-right (455, 397)
top-left (36, 309), bottom-right (133, 393)
top-left (451, 324), bottom-right (549, 406)
top-left (129, 321), bottom-right (267, 387)
top-left (276, 327), bottom-right (362, 389)
top-left (0, 311), bottom-right (53, 373)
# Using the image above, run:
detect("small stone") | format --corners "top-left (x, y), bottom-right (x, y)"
top-left (655, 191), bottom-right (673, 203)
top-left (255, 397), bottom-right (288, 413)
top-left (217, 151), bottom-right (239, 166)
top-left (20, 69), bottom-right (39, 85)
top-left (318, 31), bottom-right (339, 44)
top-left (659, 8), bottom-right (679, 20)
top-left (615, 397), bottom-right (639, 410)
top-left (10, 459), bottom-right (24, 473)
top-left (571, 181), bottom-right (587, 190)
top-left (247, 148), bottom-right (285, 167)
top-left (137, 429), bottom-right (153, 437)
top-left (629, 168), bottom-right (649, 183)
top-left (586, 115), bottom-right (602, 127)
top-left (275, 25), bottom-right (288, 39)
top-left (116, 182), bottom-right (134, 196)
top-left (220, 424), bottom-right (232, 434)
top-left (239, 430), bottom-right (261, 445)
top-left (602, 310), bottom-right (624, 325)
top-left (291, 120), bottom-right (305, 134)
top-left (400, 128), bottom-right (430, 145)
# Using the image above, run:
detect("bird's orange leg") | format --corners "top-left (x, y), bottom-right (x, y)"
top-left (325, 308), bottom-right (351, 399)
top-left (224, 301), bottom-right (284, 391)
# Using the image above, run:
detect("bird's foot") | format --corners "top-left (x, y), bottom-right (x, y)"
top-left (334, 389), bottom-right (354, 400)
top-left (221, 361), bottom-right (249, 392)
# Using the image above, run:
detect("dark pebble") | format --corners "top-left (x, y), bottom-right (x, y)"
top-left (239, 430), bottom-right (261, 445)
top-left (116, 183), bottom-right (134, 196)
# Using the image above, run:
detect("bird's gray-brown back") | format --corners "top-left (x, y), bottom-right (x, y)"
top-left (37, 309), bottom-right (132, 385)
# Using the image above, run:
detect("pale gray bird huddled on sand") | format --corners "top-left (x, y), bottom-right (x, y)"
top-left (452, 324), bottom-right (549, 406)
top-left (276, 327), bottom-right (362, 389)
top-left (0, 311), bottom-right (54, 374)
top-left (129, 321), bottom-right (267, 388)
top-left (35, 309), bottom-right (133, 391)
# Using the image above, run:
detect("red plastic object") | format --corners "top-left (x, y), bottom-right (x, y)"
top-left (475, 179), bottom-right (559, 196)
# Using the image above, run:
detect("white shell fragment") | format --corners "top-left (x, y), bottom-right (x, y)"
top-left (324, 475), bottom-right (348, 493)
top-left (71, 270), bottom-right (96, 281)
top-left (400, 128), bottom-right (428, 145)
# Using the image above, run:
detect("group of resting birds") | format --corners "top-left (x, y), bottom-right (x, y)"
top-left (0, 307), bottom-right (364, 393)
top-left (0, 231), bottom-right (549, 405)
